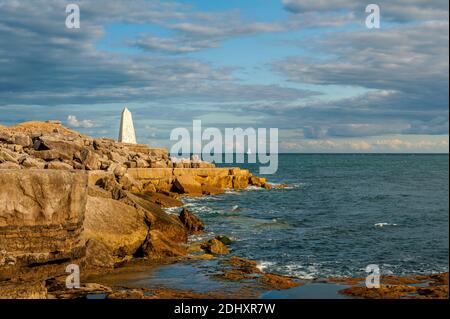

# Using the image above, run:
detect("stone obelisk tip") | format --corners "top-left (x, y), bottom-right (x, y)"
top-left (118, 107), bottom-right (137, 144)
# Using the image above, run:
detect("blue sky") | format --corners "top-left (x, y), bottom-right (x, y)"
top-left (0, 0), bottom-right (448, 152)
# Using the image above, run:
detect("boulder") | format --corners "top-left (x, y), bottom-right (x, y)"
top-left (80, 148), bottom-right (100, 170)
top-left (201, 238), bottom-right (230, 255)
top-left (173, 175), bottom-right (202, 195)
top-left (179, 208), bottom-right (204, 234)
top-left (118, 173), bottom-right (143, 193)
top-left (123, 192), bottom-right (187, 243)
top-left (13, 134), bottom-right (32, 148)
top-left (215, 235), bottom-right (232, 245)
top-left (83, 196), bottom-right (148, 262)
top-left (0, 148), bottom-right (19, 163)
top-left (33, 135), bottom-right (83, 160)
top-left (87, 185), bottom-right (112, 199)
top-left (141, 230), bottom-right (187, 259)
top-left (46, 161), bottom-right (73, 170)
top-left (21, 157), bottom-right (46, 169)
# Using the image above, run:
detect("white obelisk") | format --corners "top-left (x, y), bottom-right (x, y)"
top-left (118, 107), bottom-right (137, 144)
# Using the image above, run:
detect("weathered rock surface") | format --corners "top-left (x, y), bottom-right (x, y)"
top-left (0, 170), bottom-right (87, 267)
top-left (336, 272), bottom-right (449, 299)
top-left (83, 196), bottom-right (148, 263)
top-left (201, 238), bottom-right (230, 255)
top-left (179, 208), bottom-right (204, 234)
top-left (141, 230), bottom-right (187, 259)
top-left (173, 175), bottom-right (203, 196)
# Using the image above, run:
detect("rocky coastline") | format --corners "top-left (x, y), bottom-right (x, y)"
top-left (0, 121), bottom-right (447, 299)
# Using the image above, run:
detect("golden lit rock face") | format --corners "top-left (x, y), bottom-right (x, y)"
top-left (83, 196), bottom-right (148, 263)
top-left (0, 170), bottom-right (88, 265)
top-left (118, 107), bottom-right (137, 144)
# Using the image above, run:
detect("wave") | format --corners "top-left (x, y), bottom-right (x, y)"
top-left (256, 261), bottom-right (276, 273)
top-left (374, 222), bottom-right (398, 228)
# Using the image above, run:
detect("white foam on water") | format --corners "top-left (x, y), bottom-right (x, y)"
top-left (280, 263), bottom-right (320, 279)
top-left (259, 262), bottom-right (321, 279)
top-left (163, 206), bottom-right (182, 215)
top-left (244, 186), bottom-right (264, 191)
top-left (188, 231), bottom-right (215, 243)
top-left (374, 222), bottom-right (398, 228)
top-left (256, 261), bottom-right (276, 273)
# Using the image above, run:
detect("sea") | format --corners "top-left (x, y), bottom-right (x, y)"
top-left (181, 154), bottom-right (449, 279)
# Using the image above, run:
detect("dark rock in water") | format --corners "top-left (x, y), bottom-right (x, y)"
top-left (201, 238), bottom-right (230, 255)
top-left (215, 235), bottom-right (232, 245)
top-left (179, 208), bottom-right (204, 234)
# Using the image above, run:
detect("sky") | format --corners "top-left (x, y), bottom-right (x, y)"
top-left (0, 0), bottom-right (448, 153)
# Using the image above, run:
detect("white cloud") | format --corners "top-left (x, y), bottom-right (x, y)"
top-left (67, 115), bottom-right (94, 128)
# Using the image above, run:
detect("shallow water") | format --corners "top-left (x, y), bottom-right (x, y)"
top-left (261, 283), bottom-right (351, 299)
top-left (182, 154), bottom-right (449, 278)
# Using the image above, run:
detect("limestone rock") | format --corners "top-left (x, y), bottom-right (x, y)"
top-left (0, 280), bottom-right (47, 299)
top-left (179, 208), bottom-right (204, 234)
top-left (80, 148), bottom-right (100, 170)
top-left (124, 192), bottom-right (187, 243)
top-left (84, 239), bottom-right (114, 269)
top-left (21, 157), bottom-right (46, 169)
top-left (13, 134), bottom-right (32, 147)
top-left (173, 175), bottom-right (202, 195)
top-left (0, 161), bottom-right (21, 169)
top-left (34, 135), bottom-right (83, 160)
top-left (201, 238), bottom-right (230, 255)
top-left (0, 170), bottom-right (87, 266)
top-left (87, 185), bottom-right (112, 199)
top-left (83, 196), bottom-right (148, 262)
top-left (119, 173), bottom-right (143, 193)
top-left (141, 230), bottom-right (187, 259)
top-left (46, 161), bottom-right (73, 170)
top-left (0, 148), bottom-right (19, 163)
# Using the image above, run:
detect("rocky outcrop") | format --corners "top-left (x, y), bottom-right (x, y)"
top-left (127, 167), bottom-right (269, 194)
top-left (0, 121), bottom-right (208, 172)
top-left (83, 196), bottom-right (148, 264)
top-left (179, 208), bottom-right (204, 234)
top-left (173, 175), bottom-right (203, 196)
top-left (0, 121), bottom-right (274, 299)
top-left (201, 238), bottom-right (230, 255)
top-left (0, 170), bottom-right (87, 267)
top-left (335, 272), bottom-right (449, 299)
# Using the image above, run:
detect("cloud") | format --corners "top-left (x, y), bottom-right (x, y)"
top-left (0, 0), bottom-right (318, 107)
top-left (278, 136), bottom-right (449, 152)
top-left (282, 0), bottom-right (449, 22)
top-left (271, 21), bottom-right (449, 137)
top-left (67, 115), bottom-right (94, 128)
